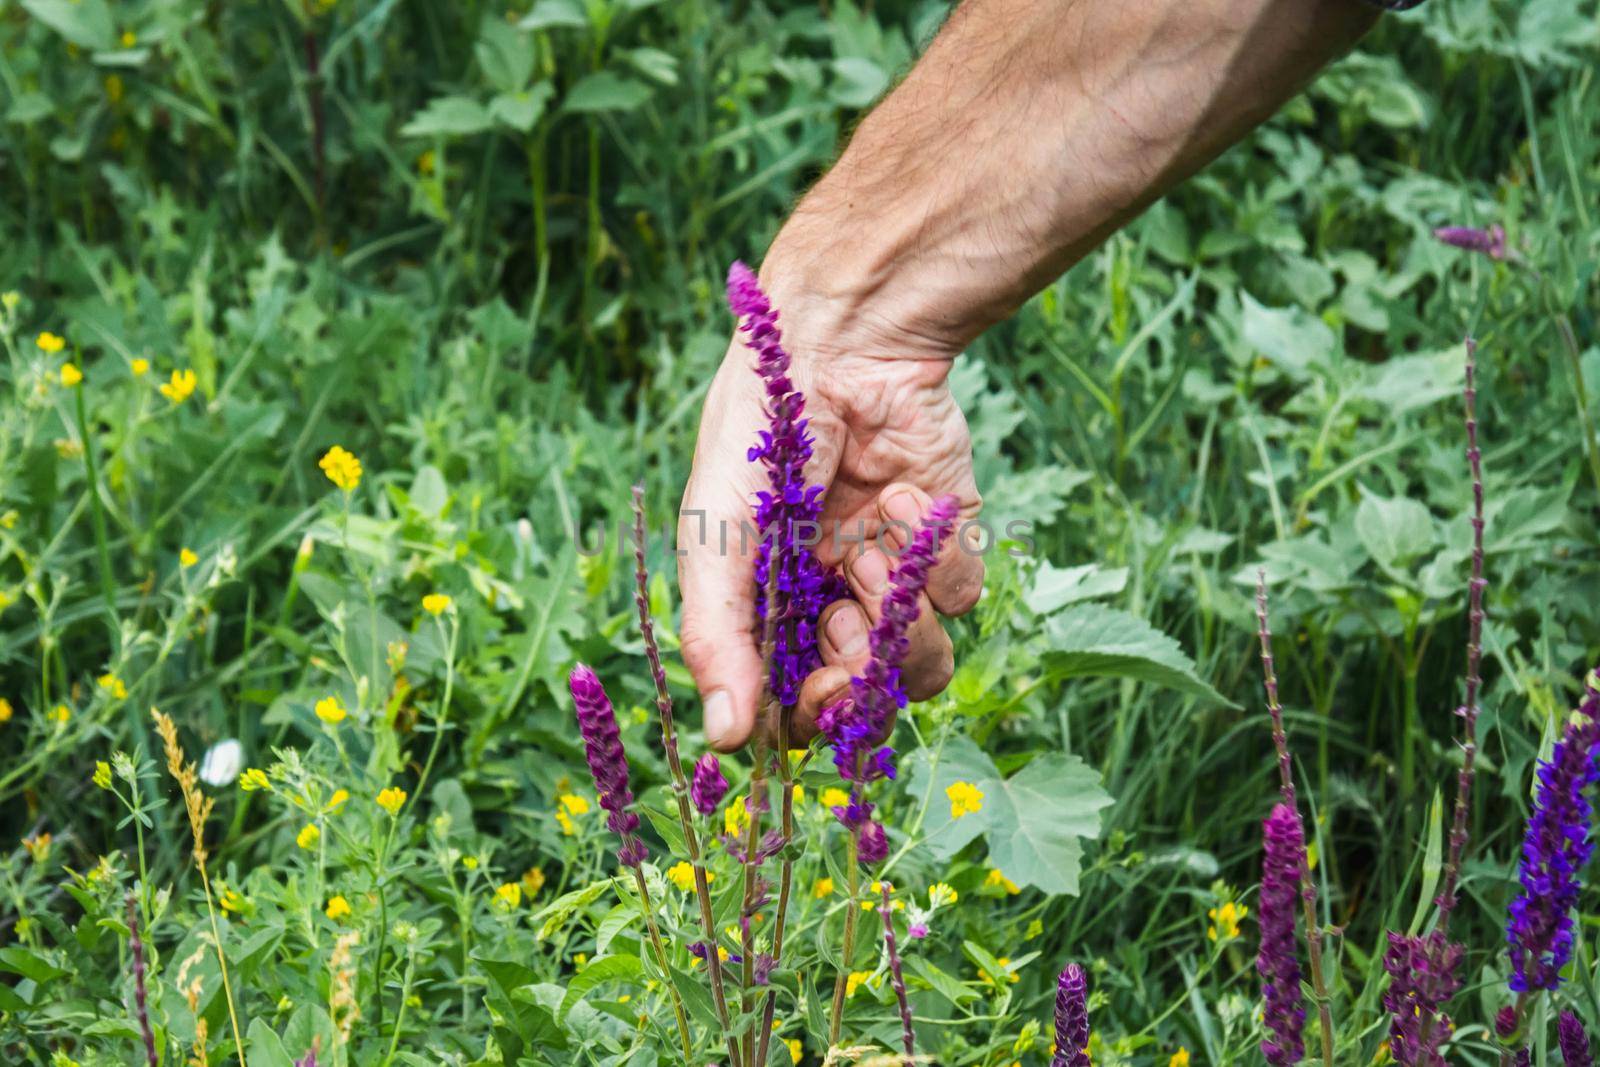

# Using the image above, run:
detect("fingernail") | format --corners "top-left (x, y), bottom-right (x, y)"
top-left (851, 549), bottom-right (889, 594)
top-left (826, 605), bottom-right (868, 659)
top-left (704, 689), bottom-right (735, 746)
top-left (882, 490), bottom-right (924, 549)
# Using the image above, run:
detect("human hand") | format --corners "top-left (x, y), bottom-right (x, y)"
top-left (677, 269), bottom-right (984, 752)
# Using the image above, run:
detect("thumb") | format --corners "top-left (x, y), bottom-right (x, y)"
top-left (677, 480), bottom-right (765, 752)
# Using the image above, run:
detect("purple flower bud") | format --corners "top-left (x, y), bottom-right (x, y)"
top-left (753, 953), bottom-right (776, 986)
top-left (569, 664), bottom-right (646, 867)
top-left (1507, 685), bottom-right (1600, 993)
top-left (1562, 1011), bottom-right (1593, 1067)
top-left (857, 820), bottom-right (888, 865)
top-left (1496, 1006), bottom-right (1519, 1039)
top-left (1433, 224), bottom-right (1507, 260)
top-left (908, 922), bottom-right (929, 940)
top-left (691, 753), bottom-right (729, 816)
top-left (1051, 964), bottom-right (1091, 1067)
top-left (1383, 930), bottom-right (1460, 1065)
top-left (1258, 804), bottom-right (1306, 1066)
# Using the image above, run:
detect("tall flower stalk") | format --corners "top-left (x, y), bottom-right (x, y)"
top-left (822, 497), bottom-right (958, 1044)
top-left (1051, 963), bottom-right (1092, 1067)
top-left (878, 881), bottom-right (915, 1065)
top-left (570, 664), bottom-right (694, 1062)
top-left (630, 486), bottom-right (741, 1067)
top-left (1562, 1011), bottom-right (1594, 1067)
top-left (126, 891), bottom-right (158, 1067)
top-left (1255, 572), bottom-right (1333, 1066)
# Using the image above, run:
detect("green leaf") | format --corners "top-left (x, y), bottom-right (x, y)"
top-left (489, 83), bottom-right (555, 132)
top-left (1240, 291), bottom-right (1336, 380)
top-left (557, 954), bottom-right (643, 1021)
top-left (245, 1019), bottom-right (297, 1067)
top-left (562, 72), bottom-right (651, 114)
top-left (518, 0), bottom-right (587, 30)
top-left (987, 754), bottom-right (1115, 896)
top-left (22, 0), bottom-right (115, 50)
top-left (0, 946), bottom-right (69, 984)
top-left (476, 18), bottom-right (534, 93)
top-left (531, 879), bottom-right (610, 939)
top-left (905, 736), bottom-right (1003, 863)
top-left (401, 95), bottom-right (493, 138)
top-left (1354, 489), bottom-right (1435, 570)
top-left (1041, 604), bottom-right (1236, 707)
top-left (905, 957), bottom-right (979, 1006)
top-left (1025, 562), bottom-right (1128, 615)
top-left (1406, 789), bottom-right (1445, 936)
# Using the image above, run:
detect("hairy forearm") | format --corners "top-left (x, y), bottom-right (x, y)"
top-left (765, 0), bottom-right (1377, 357)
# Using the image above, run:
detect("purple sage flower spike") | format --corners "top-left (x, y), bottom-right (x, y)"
top-left (856, 819), bottom-right (889, 865)
top-left (820, 495), bottom-right (959, 796)
top-left (570, 664), bottom-right (647, 867)
top-left (691, 753), bottom-right (730, 816)
top-left (1433, 223), bottom-right (1507, 260)
top-left (1507, 676), bottom-right (1600, 993)
top-left (1381, 930), bottom-right (1460, 1066)
top-left (726, 261), bottom-right (850, 706)
top-left (1259, 803), bottom-right (1307, 1066)
top-left (1562, 1011), bottom-right (1594, 1067)
top-left (1050, 963), bottom-right (1091, 1067)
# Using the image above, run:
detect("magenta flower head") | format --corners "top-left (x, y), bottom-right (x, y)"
top-left (1258, 803), bottom-right (1306, 1066)
top-left (1382, 929), bottom-right (1461, 1065)
top-left (1050, 963), bottom-right (1091, 1067)
top-left (569, 664), bottom-right (647, 867)
top-left (817, 495), bottom-right (959, 793)
top-left (1562, 1011), bottom-right (1593, 1067)
top-left (690, 753), bottom-right (729, 816)
top-left (856, 819), bottom-right (889, 865)
top-left (726, 261), bottom-right (850, 706)
top-left (1507, 679), bottom-right (1600, 993)
top-left (1433, 223), bottom-right (1507, 260)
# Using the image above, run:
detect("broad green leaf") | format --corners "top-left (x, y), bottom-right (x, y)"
top-left (518, 0), bottom-right (587, 30)
top-left (905, 956), bottom-right (979, 1006)
top-left (245, 1019), bottom-right (296, 1067)
top-left (489, 84), bottom-right (554, 132)
top-left (22, 0), bottom-right (115, 50)
top-left (0, 946), bottom-right (69, 984)
top-left (557, 954), bottom-right (642, 1021)
top-left (1041, 604), bottom-right (1235, 707)
top-left (1025, 562), bottom-right (1128, 615)
top-left (1240, 291), bottom-right (1336, 380)
top-left (1354, 489), bottom-right (1435, 569)
top-left (476, 18), bottom-right (534, 93)
top-left (562, 72), bottom-right (651, 114)
top-left (830, 57), bottom-right (889, 108)
top-left (401, 95), bottom-right (493, 138)
top-left (904, 736), bottom-right (1002, 863)
top-left (986, 754), bottom-right (1114, 896)
top-left (532, 879), bottom-right (610, 939)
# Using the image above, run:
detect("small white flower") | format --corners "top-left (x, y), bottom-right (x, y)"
top-left (199, 738), bottom-right (243, 786)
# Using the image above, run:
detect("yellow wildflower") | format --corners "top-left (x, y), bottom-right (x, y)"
top-left (219, 887), bottom-right (245, 913)
top-left (314, 695), bottom-right (347, 724)
top-left (22, 831), bottom-right (52, 863)
top-left (36, 332), bottom-right (65, 354)
top-left (813, 877), bottom-right (834, 899)
top-left (985, 868), bottom-right (1021, 895)
top-left (60, 363), bottom-right (84, 387)
top-left (422, 593), bottom-right (452, 616)
top-left (130, 358), bottom-right (149, 376)
top-left (319, 445), bottom-right (362, 492)
top-left (928, 882), bottom-right (958, 907)
top-left (791, 783), bottom-right (805, 806)
top-left (845, 971), bottom-right (871, 998)
top-left (158, 368), bottom-right (197, 404)
top-left (325, 789), bottom-right (349, 813)
top-left (946, 780), bottom-right (985, 819)
top-left (418, 149), bottom-right (436, 175)
top-left (0, 698), bottom-right (12, 723)
top-left (240, 767), bottom-right (272, 792)
top-left (985, 957), bottom-right (1020, 985)
top-left (121, 30), bottom-right (137, 47)
top-left (724, 794), bottom-right (749, 837)
top-left (180, 547), bottom-right (198, 567)
top-left (668, 862), bottom-right (698, 892)
top-left (325, 895), bottom-right (352, 921)
top-left (462, 855), bottom-right (478, 869)
top-left (494, 882), bottom-right (523, 910)
top-left (93, 761), bottom-right (113, 789)
top-left (98, 674), bottom-right (127, 700)
top-left (785, 1038), bottom-right (802, 1064)
top-left (48, 704), bottom-right (70, 724)
top-left (1170, 1050), bottom-right (1191, 1067)
top-left (1208, 901), bottom-right (1247, 942)
top-left (296, 823), bottom-right (321, 850)
top-left (820, 787), bottom-right (850, 809)
top-left (521, 867), bottom-right (546, 897)
top-left (376, 786), bottom-right (407, 816)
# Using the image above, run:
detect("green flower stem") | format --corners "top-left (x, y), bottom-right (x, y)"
top-left (411, 612), bottom-right (458, 813)
top-left (71, 376), bottom-right (115, 618)
top-left (632, 866), bottom-right (694, 1064)
top-left (828, 833), bottom-right (861, 1049)
top-left (754, 711), bottom-right (798, 1067)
